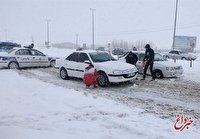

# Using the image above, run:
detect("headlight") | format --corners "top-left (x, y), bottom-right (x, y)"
top-left (113, 68), bottom-right (137, 75)
top-left (113, 70), bottom-right (122, 75)
top-left (166, 67), bottom-right (174, 70)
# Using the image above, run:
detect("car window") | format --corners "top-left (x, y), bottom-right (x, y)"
top-left (0, 44), bottom-right (21, 52)
top-left (154, 53), bottom-right (165, 61)
top-left (175, 51), bottom-right (179, 54)
top-left (30, 49), bottom-right (45, 56)
top-left (15, 49), bottom-right (30, 55)
top-left (79, 53), bottom-right (90, 62)
top-left (89, 52), bottom-right (116, 62)
top-left (136, 53), bottom-right (145, 61)
top-left (66, 52), bottom-right (79, 62)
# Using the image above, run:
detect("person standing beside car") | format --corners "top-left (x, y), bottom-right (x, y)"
top-left (125, 51), bottom-right (138, 66)
top-left (141, 44), bottom-right (155, 81)
top-left (125, 51), bottom-right (138, 80)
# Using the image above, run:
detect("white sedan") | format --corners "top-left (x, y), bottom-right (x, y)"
top-left (163, 50), bottom-right (197, 61)
top-left (0, 48), bottom-right (51, 69)
top-left (120, 51), bottom-right (183, 79)
top-left (56, 50), bottom-right (138, 87)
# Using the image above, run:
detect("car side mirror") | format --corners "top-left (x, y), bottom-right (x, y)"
top-left (84, 60), bottom-right (91, 64)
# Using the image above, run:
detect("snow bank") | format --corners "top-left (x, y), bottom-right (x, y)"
top-left (0, 70), bottom-right (199, 139)
top-left (168, 52), bottom-right (200, 83)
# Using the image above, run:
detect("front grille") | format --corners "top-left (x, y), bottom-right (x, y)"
top-left (108, 72), bottom-right (137, 78)
top-left (174, 66), bottom-right (181, 70)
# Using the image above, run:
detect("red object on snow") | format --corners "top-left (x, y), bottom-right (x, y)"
top-left (83, 64), bottom-right (99, 87)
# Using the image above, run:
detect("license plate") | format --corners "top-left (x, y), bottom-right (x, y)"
top-left (127, 73), bottom-right (135, 77)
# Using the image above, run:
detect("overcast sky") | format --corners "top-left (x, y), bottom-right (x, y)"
top-left (0, 0), bottom-right (200, 49)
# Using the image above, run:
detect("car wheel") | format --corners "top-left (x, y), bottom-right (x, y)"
top-left (60, 67), bottom-right (69, 80)
top-left (181, 57), bottom-right (186, 60)
top-left (154, 70), bottom-right (163, 79)
top-left (97, 72), bottom-right (109, 87)
top-left (50, 60), bottom-right (56, 67)
top-left (8, 62), bottom-right (19, 69)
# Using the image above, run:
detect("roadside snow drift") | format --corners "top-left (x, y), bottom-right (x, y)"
top-left (0, 70), bottom-right (199, 139)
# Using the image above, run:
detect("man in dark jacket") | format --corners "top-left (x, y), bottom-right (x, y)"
top-left (125, 51), bottom-right (138, 66)
top-left (141, 44), bottom-right (155, 81)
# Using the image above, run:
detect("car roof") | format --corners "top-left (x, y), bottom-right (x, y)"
top-left (0, 42), bottom-right (21, 47)
top-left (76, 49), bottom-right (106, 54)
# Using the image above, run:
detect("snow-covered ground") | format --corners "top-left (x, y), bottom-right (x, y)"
top-left (0, 47), bottom-right (200, 139)
top-left (173, 53), bottom-right (200, 83)
top-left (1, 70), bottom-right (199, 139)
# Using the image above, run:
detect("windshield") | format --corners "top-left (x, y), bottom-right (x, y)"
top-left (8, 49), bottom-right (16, 53)
top-left (154, 53), bottom-right (166, 61)
top-left (89, 52), bottom-right (116, 62)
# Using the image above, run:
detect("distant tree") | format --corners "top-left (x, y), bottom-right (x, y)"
top-left (135, 40), bottom-right (156, 51)
top-left (111, 40), bottom-right (132, 51)
top-left (135, 40), bottom-right (147, 51)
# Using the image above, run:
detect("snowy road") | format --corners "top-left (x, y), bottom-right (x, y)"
top-left (16, 67), bottom-right (200, 128)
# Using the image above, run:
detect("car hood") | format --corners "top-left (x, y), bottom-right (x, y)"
top-left (94, 60), bottom-right (137, 71)
top-left (155, 60), bottom-right (181, 67)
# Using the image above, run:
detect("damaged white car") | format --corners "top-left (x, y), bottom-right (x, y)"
top-left (56, 50), bottom-right (138, 87)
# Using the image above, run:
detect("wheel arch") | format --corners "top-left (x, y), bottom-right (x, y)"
top-left (8, 61), bottom-right (19, 69)
top-left (153, 69), bottom-right (164, 79)
top-left (97, 70), bottom-right (110, 87)
top-left (97, 70), bottom-right (109, 80)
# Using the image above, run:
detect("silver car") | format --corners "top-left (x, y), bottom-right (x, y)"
top-left (120, 51), bottom-right (183, 79)
top-left (163, 50), bottom-right (197, 61)
top-left (0, 48), bottom-right (51, 69)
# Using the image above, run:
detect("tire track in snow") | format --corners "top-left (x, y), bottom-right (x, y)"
top-left (16, 68), bottom-right (200, 128)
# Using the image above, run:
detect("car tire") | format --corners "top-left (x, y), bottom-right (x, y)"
top-left (97, 72), bottom-right (109, 87)
top-left (60, 67), bottom-right (69, 80)
top-left (50, 60), bottom-right (56, 67)
top-left (8, 61), bottom-right (19, 69)
top-left (181, 57), bottom-right (186, 60)
top-left (154, 70), bottom-right (163, 79)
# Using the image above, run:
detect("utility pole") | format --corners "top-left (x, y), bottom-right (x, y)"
top-left (5, 29), bottom-right (7, 42)
top-left (172, 0), bottom-right (178, 50)
top-left (31, 36), bottom-right (34, 44)
top-left (45, 19), bottom-right (50, 48)
top-left (90, 8), bottom-right (96, 50)
top-left (76, 33), bottom-right (79, 49)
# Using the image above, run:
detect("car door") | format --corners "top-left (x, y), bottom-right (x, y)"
top-left (169, 50), bottom-right (179, 59)
top-left (77, 53), bottom-right (91, 78)
top-left (15, 49), bottom-right (32, 67)
top-left (135, 53), bottom-right (145, 73)
top-left (65, 52), bottom-right (79, 77)
top-left (29, 49), bottom-right (49, 67)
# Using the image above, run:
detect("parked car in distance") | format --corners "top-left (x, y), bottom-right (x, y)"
top-left (0, 48), bottom-right (52, 69)
top-left (163, 50), bottom-right (197, 61)
top-left (0, 42), bottom-right (21, 52)
top-left (56, 50), bottom-right (138, 87)
top-left (119, 51), bottom-right (183, 79)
